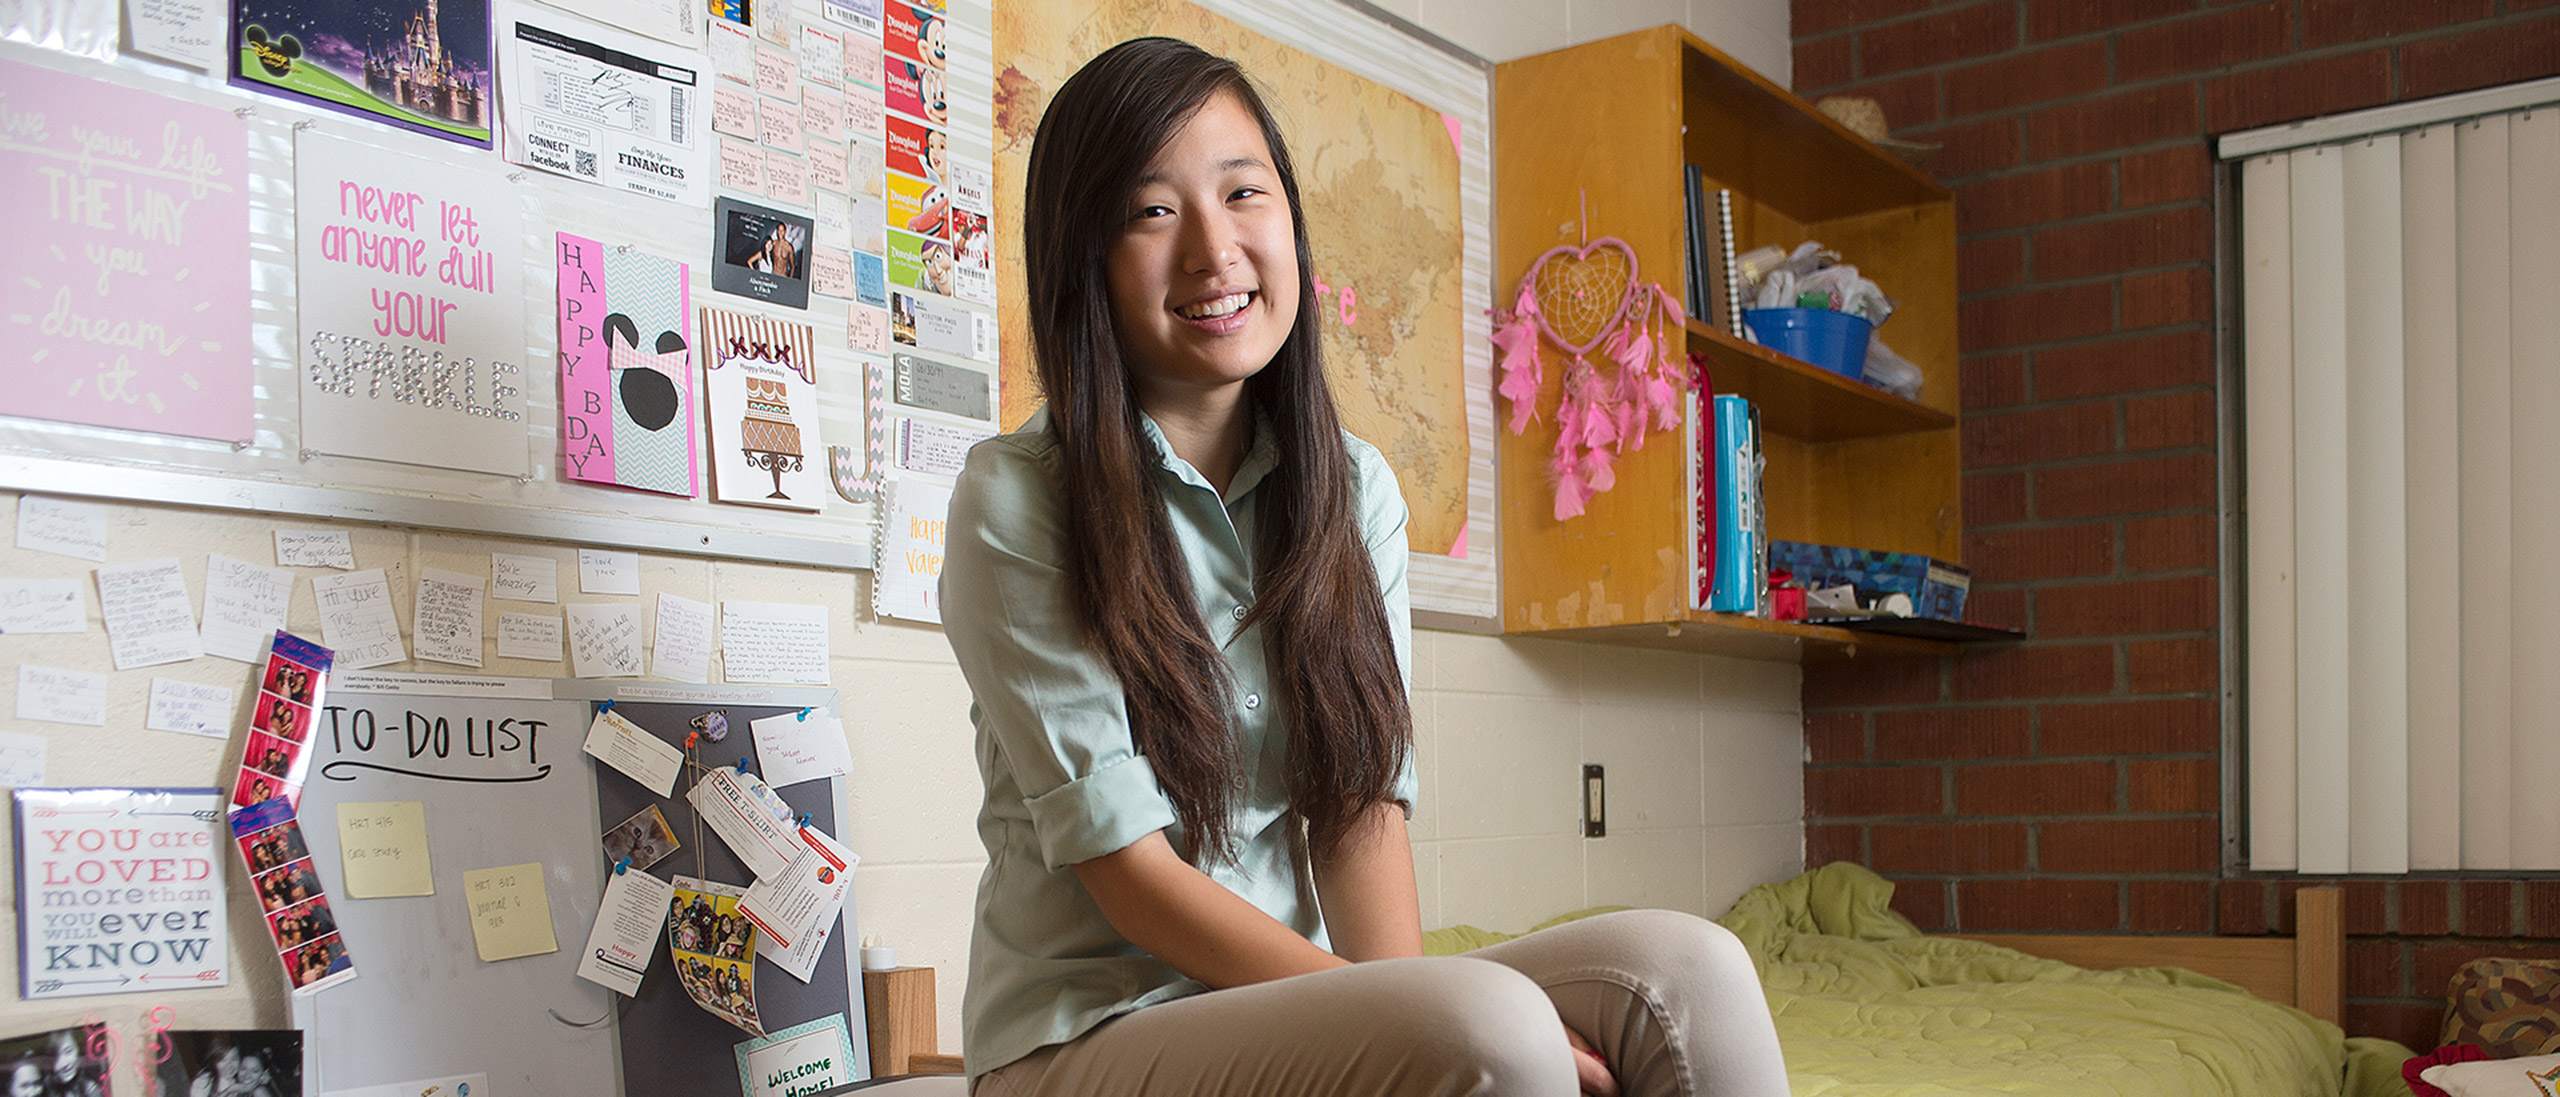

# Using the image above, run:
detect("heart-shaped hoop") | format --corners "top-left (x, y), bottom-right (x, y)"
top-left (1523, 236), bottom-right (1641, 358)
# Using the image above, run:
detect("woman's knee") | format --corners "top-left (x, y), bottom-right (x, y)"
top-left (1386, 957), bottom-right (1577, 1092)
top-left (1552, 909), bottom-right (1759, 984)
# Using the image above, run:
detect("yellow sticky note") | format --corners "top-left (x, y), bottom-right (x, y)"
top-left (462, 862), bottom-right (559, 962)
top-left (337, 801), bottom-right (434, 898)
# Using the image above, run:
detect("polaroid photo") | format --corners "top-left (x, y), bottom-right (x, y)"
top-left (713, 197), bottom-right (815, 309)
top-left (602, 803), bottom-right (683, 871)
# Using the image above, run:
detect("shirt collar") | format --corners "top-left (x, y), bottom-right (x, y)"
top-left (1137, 409), bottom-right (1279, 506)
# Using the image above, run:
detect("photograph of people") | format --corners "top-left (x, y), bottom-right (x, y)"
top-left (234, 771), bottom-right (278, 808)
top-left (262, 660), bottom-right (313, 704)
top-left (938, 38), bottom-right (1787, 1097)
top-left (5, 1058), bottom-right (37, 1097)
top-left (290, 936), bottom-right (349, 989)
top-left (255, 694), bottom-right (306, 743)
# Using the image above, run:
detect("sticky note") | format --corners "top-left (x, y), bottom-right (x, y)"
top-left (463, 862), bottom-right (558, 962)
top-left (339, 801), bottom-right (435, 898)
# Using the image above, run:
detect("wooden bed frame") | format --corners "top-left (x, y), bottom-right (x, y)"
top-left (1945, 886), bottom-right (2343, 1025)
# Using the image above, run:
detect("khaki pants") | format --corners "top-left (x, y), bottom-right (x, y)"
top-left (972, 909), bottom-right (1789, 1097)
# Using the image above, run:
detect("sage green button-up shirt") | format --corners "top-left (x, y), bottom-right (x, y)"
top-left (939, 407), bottom-right (1415, 1079)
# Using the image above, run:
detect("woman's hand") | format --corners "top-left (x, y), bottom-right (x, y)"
top-left (1564, 1024), bottom-right (1619, 1097)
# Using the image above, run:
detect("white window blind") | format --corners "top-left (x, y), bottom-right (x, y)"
top-left (2233, 89), bottom-right (2560, 873)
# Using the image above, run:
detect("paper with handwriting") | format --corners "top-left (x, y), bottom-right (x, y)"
top-left (339, 801), bottom-right (435, 898)
top-left (0, 578), bottom-right (82, 634)
top-left (15, 665), bottom-right (103, 726)
top-left (146, 677), bottom-right (234, 738)
top-left (566, 603), bottom-right (642, 678)
top-left (96, 558), bottom-right (202, 669)
top-left (16, 497), bottom-right (105, 562)
top-left (313, 569), bottom-right (406, 669)
top-left (274, 530), bottom-right (357, 570)
top-left (463, 862), bottom-right (559, 962)
top-left (200, 555), bottom-right (293, 663)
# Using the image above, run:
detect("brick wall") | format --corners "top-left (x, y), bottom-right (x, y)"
top-left (1790, 0), bottom-right (2560, 1051)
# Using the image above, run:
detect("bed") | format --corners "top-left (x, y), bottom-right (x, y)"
top-left (1425, 863), bottom-right (2416, 1097)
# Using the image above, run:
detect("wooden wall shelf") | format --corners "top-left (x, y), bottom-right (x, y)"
top-left (1686, 320), bottom-right (1955, 442)
top-left (1493, 26), bottom-right (1966, 654)
top-left (1524, 610), bottom-right (1958, 663)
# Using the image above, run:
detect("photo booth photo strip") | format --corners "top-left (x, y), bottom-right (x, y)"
top-left (225, 631), bottom-right (358, 996)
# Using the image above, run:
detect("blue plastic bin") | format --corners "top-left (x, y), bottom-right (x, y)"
top-left (1743, 308), bottom-right (1872, 382)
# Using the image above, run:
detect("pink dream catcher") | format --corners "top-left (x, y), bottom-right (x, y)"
top-left (1492, 227), bottom-right (1691, 521)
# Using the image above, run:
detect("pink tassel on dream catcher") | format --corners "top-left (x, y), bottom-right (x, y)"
top-left (1491, 196), bottom-right (1691, 521)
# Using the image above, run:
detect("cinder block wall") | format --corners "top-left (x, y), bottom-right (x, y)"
top-left (1789, 0), bottom-right (2560, 1051)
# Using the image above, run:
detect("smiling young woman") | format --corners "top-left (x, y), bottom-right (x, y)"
top-left (939, 37), bottom-right (1789, 1097)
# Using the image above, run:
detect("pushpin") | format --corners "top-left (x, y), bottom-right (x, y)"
top-left (612, 857), bottom-right (631, 876)
top-left (796, 812), bottom-right (811, 828)
top-left (735, 757), bottom-right (753, 774)
top-left (599, 699), bottom-right (617, 713)
top-left (796, 707), bottom-right (812, 721)
top-left (684, 733), bottom-right (701, 749)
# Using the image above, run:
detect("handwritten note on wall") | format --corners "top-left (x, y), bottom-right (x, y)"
top-left (565, 603), bottom-right (642, 678)
top-left (313, 569), bottom-right (405, 669)
top-left (462, 862), bottom-right (558, 962)
top-left (0, 59), bottom-right (252, 441)
top-left (294, 130), bottom-right (528, 476)
top-left (338, 801), bottom-right (434, 898)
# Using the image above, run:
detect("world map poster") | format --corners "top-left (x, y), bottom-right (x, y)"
top-left (993, 0), bottom-right (1468, 552)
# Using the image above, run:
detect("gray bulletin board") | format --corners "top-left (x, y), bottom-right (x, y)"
top-left (598, 696), bottom-right (870, 1096)
top-left (288, 677), bottom-right (863, 1096)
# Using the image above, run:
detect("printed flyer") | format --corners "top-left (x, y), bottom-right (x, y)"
top-left (13, 788), bottom-right (230, 999)
top-left (497, 3), bottom-right (710, 206)
top-left (229, 0), bottom-right (495, 146)
top-left (670, 875), bottom-right (763, 1035)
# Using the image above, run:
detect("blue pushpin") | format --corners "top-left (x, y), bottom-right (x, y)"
top-left (612, 857), bottom-right (630, 876)
top-left (795, 812), bottom-right (811, 828)
top-left (735, 757), bottom-right (754, 774)
top-left (599, 699), bottom-right (617, 713)
top-left (796, 707), bottom-right (812, 721)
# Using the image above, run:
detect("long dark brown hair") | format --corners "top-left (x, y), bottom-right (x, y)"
top-left (1021, 38), bottom-right (1409, 864)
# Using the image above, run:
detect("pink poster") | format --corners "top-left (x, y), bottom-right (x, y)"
top-left (1, 60), bottom-right (252, 441)
top-left (556, 233), bottom-right (699, 496)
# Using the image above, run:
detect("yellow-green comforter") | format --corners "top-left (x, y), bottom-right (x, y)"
top-left (1718, 864), bottom-right (2414, 1097)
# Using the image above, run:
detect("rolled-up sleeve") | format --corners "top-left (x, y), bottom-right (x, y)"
top-left (941, 438), bottom-right (1178, 871)
top-left (1348, 437), bottom-right (1419, 814)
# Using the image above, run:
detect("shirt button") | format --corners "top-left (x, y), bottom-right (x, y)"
top-left (1244, 693), bottom-right (1261, 710)
top-left (1231, 604), bottom-right (1249, 620)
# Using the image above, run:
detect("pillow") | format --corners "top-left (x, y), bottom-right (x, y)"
top-left (2419, 1051), bottom-right (2560, 1097)
top-left (2444, 957), bottom-right (2560, 1057)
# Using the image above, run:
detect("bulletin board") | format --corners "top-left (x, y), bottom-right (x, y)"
top-left (0, 0), bottom-right (1006, 575)
top-left (286, 677), bottom-right (863, 1097)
